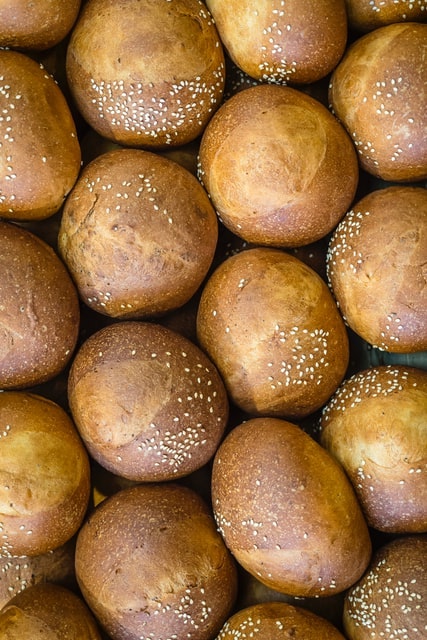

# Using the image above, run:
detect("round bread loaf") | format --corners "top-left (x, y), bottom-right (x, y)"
top-left (196, 247), bottom-right (349, 419)
top-left (343, 535), bottom-right (427, 640)
top-left (0, 50), bottom-right (81, 220)
top-left (198, 83), bottom-right (359, 248)
top-left (67, 321), bottom-right (229, 481)
top-left (329, 22), bottom-right (427, 182)
top-left (344, 0), bottom-right (427, 32)
top-left (58, 148), bottom-right (218, 319)
top-left (326, 186), bottom-right (427, 353)
top-left (0, 582), bottom-right (101, 639)
top-left (206, 0), bottom-right (347, 84)
top-left (0, 391), bottom-right (91, 557)
top-left (211, 417), bottom-right (372, 597)
top-left (0, 539), bottom-right (77, 609)
top-left (0, 221), bottom-right (80, 389)
top-left (217, 601), bottom-right (346, 639)
top-left (320, 365), bottom-right (427, 533)
top-left (75, 483), bottom-right (238, 640)
top-left (66, 0), bottom-right (225, 148)
top-left (0, 1), bottom-right (81, 50)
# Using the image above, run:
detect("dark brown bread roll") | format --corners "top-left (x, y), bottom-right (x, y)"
top-left (0, 1), bottom-right (81, 50)
top-left (68, 321), bottom-right (229, 481)
top-left (58, 148), bottom-right (218, 319)
top-left (329, 22), bottom-right (427, 182)
top-left (216, 601), bottom-right (346, 639)
top-left (197, 247), bottom-right (349, 419)
top-left (0, 50), bottom-right (81, 220)
top-left (198, 83), bottom-right (359, 248)
top-left (326, 186), bottom-right (427, 353)
top-left (211, 417), bottom-right (372, 598)
top-left (320, 365), bottom-right (427, 533)
top-left (343, 535), bottom-right (427, 640)
top-left (344, 0), bottom-right (427, 32)
top-left (206, 0), bottom-right (348, 84)
top-left (0, 391), bottom-right (91, 557)
top-left (75, 483), bottom-right (238, 640)
top-left (0, 221), bottom-right (80, 389)
top-left (66, 0), bottom-right (225, 148)
top-left (0, 582), bottom-right (101, 639)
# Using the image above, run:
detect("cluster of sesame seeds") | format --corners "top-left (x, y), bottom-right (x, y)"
top-left (258, 2), bottom-right (298, 83)
top-left (218, 615), bottom-right (263, 638)
top-left (367, 0), bottom-right (426, 15)
top-left (0, 75), bottom-right (20, 212)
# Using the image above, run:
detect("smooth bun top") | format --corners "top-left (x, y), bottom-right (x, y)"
top-left (0, 50), bottom-right (81, 220)
top-left (66, 0), bottom-right (225, 147)
top-left (206, 0), bottom-right (347, 84)
top-left (329, 22), bottom-right (427, 182)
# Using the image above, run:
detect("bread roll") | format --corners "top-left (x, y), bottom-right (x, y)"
top-left (0, 50), bottom-right (81, 220)
top-left (206, 0), bottom-right (347, 84)
top-left (198, 83), bottom-right (359, 247)
top-left (58, 148), bottom-right (218, 319)
top-left (344, 0), bottom-right (427, 32)
top-left (329, 22), bottom-right (427, 182)
top-left (326, 186), bottom-right (427, 353)
top-left (0, 1), bottom-right (81, 50)
top-left (0, 582), bottom-right (101, 639)
top-left (0, 391), bottom-right (91, 557)
top-left (217, 601), bottom-right (346, 639)
top-left (0, 221), bottom-right (80, 389)
top-left (75, 483), bottom-right (238, 640)
top-left (66, 0), bottom-right (225, 148)
top-left (196, 247), bottom-right (349, 419)
top-left (343, 535), bottom-right (427, 640)
top-left (211, 417), bottom-right (372, 597)
top-left (320, 365), bottom-right (427, 533)
top-left (68, 321), bottom-right (229, 481)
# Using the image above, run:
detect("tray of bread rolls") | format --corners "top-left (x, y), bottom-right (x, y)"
top-left (0, 1), bottom-right (425, 639)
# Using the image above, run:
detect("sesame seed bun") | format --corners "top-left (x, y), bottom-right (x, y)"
top-left (66, 0), bottom-right (225, 148)
top-left (0, 1), bottom-right (81, 50)
top-left (217, 601), bottom-right (346, 639)
top-left (0, 582), bottom-right (102, 639)
top-left (320, 365), bottom-right (427, 533)
top-left (0, 221), bottom-right (80, 389)
top-left (329, 22), bottom-right (427, 182)
top-left (206, 0), bottom-right (347, 84)
top-left (344, 0), bottom-right (427, 32)
top-left (196, 247), bottom-right (349, 419)
top-left (58, 148), bottom-right (218, 319)
top-left (211, 417), bottom-right (372, 597)
top-left (67, 321), bottom-right (229, 482)
top-left (0, 391), bottom-right (91, 557)
top-left (343, 535), bottom-right (427, 640)
top-left (0, 50), bottom-right (81, 221)
top-left (198, 83), bottom-right (359, 248)
top-left (326, 186), bottom-right (427, 353)
top-left (75, 483), bottom-right (238, 640)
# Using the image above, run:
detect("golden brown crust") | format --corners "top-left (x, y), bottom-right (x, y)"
top-left (75, 483), bottom-right (238, 640)
top-left (68, 321), bottom-right (229, 481)
top-left (326, 186), bottom-right (427, 353)
top-left (211, 417), bottom-right (372, 598)
top-left (329, 22), bottom-right (427, 182)
top-left (66, 0), bottom-right (225, 147)
top-left (198, 83), bottom-right (358, 248)
top-left (58, 148), bottom-right (218, 319)
top-left (0, 221), bottom-right (80, 389)
top-left (0, 392), bottom-right (91, 557)
top-left (0, 583), bottom-right (101, 639)
top-left (344, 0), bottom-right (427, 32)
top-left (206, 0), bottom-right (347, 84)
top-left (0, 0), bottom-right (81, 50)
top-left (217, 601), bottom-right (346, 639)
top-left (321, 365), bottom-right (427, 533)
top-left (343, 535), bottom-right (427, 640)
top-left (196, 247), bottom-right (349, 419)
top-left (0, 50), bottom-right (81, 220)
